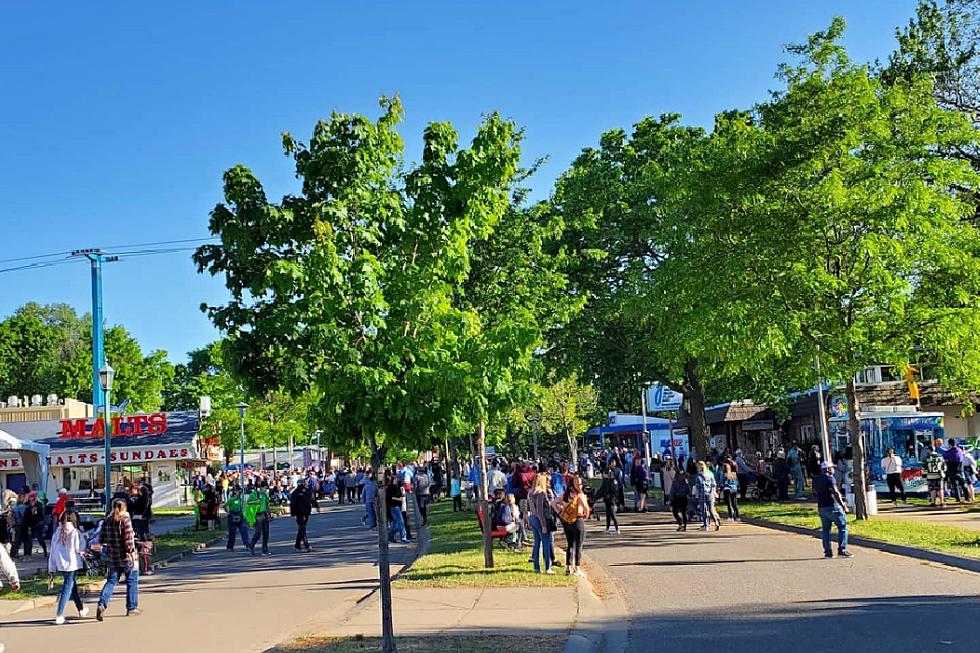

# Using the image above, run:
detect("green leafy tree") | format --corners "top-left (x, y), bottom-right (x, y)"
top-left (706, 19), bottom-right (980, 518)
top-left (195, 97), bottom-right (522, 653)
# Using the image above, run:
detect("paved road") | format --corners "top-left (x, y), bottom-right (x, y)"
top-left (584, 509), bottom-right (980, 653)
top-left (0, 504), bottom-right (414, 652)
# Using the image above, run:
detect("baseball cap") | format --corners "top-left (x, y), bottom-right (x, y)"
top-left (58, 488), bottom-right (68, 495)
top-left (819, 461), bottom-right (833, 471)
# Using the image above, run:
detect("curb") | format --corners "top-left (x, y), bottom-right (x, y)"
top-left (562, 550), bottom-right (629, 653)
top-left (742, 516), bottom-right (980, 574)
top-left (0, 530), bottom-right (226, 617)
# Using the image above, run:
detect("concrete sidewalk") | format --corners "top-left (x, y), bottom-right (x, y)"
top-left (325, 586), bottom-right (577, 638)
top-left (11, 513), bottom-right (198, 579)
top-left (0, 504), bottom-right (417, 652)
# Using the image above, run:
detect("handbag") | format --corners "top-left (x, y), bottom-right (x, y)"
top-left (558, 498), bottom-right (580, 524)
top-left (545, 509), bottom-right (558, 531)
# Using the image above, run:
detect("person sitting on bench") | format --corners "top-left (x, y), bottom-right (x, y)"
top-left (492, 489), bottom-right (520, 547)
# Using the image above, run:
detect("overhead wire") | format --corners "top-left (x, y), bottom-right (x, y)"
top-left (0, 237), bottom-right (220, 275)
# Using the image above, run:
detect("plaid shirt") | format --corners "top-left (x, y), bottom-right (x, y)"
top-left (100, 513), bottom-right (136, 570)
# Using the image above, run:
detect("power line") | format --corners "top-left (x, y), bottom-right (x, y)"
top-left (0, 236), bottom-right (218, 267)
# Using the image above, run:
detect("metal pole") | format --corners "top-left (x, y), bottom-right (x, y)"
top-left (103, 387), bottom-right (111, 513)
top-left (641, 385), bottom-right (652, 461)
top-left (239, 415), bottom-right (246, 481)
top-left (815, 354), bottom-right (832, 463)
top-left (90, 255), bottom-right (104, 411)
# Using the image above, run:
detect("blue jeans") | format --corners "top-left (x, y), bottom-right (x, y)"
top-left (818, 505), bottom-right (849, 555)
top-left (57, 570), bottom-right (83, 617)
top-left (529, 515), bottom-right (553, 572)
top-left (365, 502), bottom-right (377, 529)
top-left (388, 507), bottom-right (406, 541)
top-left (227, 514), bottom-right (251, 550)
top-left (99, 562), bottom-right (139, 612)
top-left (793, 467), bottom-right (806, 498)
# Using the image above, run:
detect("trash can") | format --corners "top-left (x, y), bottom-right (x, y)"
top-left (845, 486), bottom-right (878, 515)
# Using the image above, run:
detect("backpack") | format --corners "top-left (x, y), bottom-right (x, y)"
top-left (558, 495), bottom-right (584, 524)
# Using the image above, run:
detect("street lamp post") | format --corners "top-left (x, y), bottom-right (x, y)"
top-left (527, 416), bottom-right (540, 460)
top-left (313, 430), bottom-right (323, 470)
top-left (237, 402), bottom-right (248, 484)
top-left (99, 362), bottom-right (115, 513)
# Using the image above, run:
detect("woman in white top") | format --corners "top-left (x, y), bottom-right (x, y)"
top-left (48, 510), bottom-right (88, 624)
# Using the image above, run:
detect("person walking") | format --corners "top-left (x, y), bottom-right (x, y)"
top-left (881, 447), bottom-right (906, 504)
top-left (553, 476), bottom-right (590, 577)
top-left (669, 470), bottom-right (690, 531)
top-left (774, 451), bottom-right (790, 501)
top-left (788, 443), bottom-right (806, 499)
top-left (597, 467), bottom-right (620, 534)
top-left (290, 480), bottom-right (315, 551)
top-left (0, 540), bottom-right (21, 651)
top-left (247, 481), bottom-right (272, 556)
top-left (734, 450), bottom-right (750, 501)
top-left (49, 511), bottom-right (88, 624)
top-left (528, 473), bottom-right (556, 574)
top-left (414, 467), bottom-right (431, 527)
top-left (630, 457), bottom-right (649, 512)
top-left (812, 461), bottom-right (852, 558)
top-left (25, 492), bottom-right (47, 558)
top-left (362, 475), bottom-right (378, 529)
top-left (962, 448), bottom-right (977, 504)
top-left (224, 486), bottom-right (252, 553)
top-left (96, 498), bottom-right (140, 620)
top-left (944, 439), bottom-right (970, 503)
top-left (385, 476), bottom-right (408, 544)
top-left (695, 462), bottom-right (721, 531)
top-left (721, 463), bottom-right (740, 521)
top-left (924, 445), bottom-right (947, 508)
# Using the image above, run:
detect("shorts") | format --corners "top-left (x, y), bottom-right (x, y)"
top-left (927, 479), bottom-right (943, 491)
top-left (636, 483), bottom-right (649, 494)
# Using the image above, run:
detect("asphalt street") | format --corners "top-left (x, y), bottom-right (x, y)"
top-left (584, 508), bottom-right (980, 653)
top-left (0, 502), bottom-right (413, 652)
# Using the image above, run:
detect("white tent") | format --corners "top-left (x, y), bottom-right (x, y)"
top-left (0, 428), bottom-right (50, 497)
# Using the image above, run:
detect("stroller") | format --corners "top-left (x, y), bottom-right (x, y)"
top-left (82, 519), bottom-right (109, 578)
top-left (749, 471), bottom-right (779, 501)
top-left (582, 484), bottom-right (602, 522)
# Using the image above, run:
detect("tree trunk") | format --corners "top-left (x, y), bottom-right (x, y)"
top-left (371, 440), bottom-right (397, 653)
top-left (566, 426), bottom-right (577, 471)
top-left (846, 379), bottom-right (869, 520)
top-left (684, 359), bottom-right (710, 460)
top-left (475, 421), bottom-right (494, 568)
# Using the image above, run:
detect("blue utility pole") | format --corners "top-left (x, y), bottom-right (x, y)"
top-left (72, 249), bottom-right (118, 411)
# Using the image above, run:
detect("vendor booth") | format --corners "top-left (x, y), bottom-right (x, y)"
top-left (830, 409), bottom-right (946, 495)
top-left (0, 428), bottom-right (50, 498)
top-left (0, 410), bottom-right (221, 506)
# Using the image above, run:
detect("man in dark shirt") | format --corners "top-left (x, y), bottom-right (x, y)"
top-left (812, 461), bottom-right (852, 559)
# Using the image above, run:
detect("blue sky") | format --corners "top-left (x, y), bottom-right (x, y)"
top-left (0, 1), bottom-right (918, 363)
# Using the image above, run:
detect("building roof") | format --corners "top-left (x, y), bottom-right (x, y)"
top-left (0, 410), bottom-right (200, 451)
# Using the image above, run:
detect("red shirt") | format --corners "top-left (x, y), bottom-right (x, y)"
top-left (52, 495), bottom-right (69, 520)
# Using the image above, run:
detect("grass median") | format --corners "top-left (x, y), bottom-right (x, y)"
top-left (277, 634), bottom-right (563, 653)
top-left (740, 502), bottom-right (980, 559)
top-left (394, 500), bottom-right (575, 588)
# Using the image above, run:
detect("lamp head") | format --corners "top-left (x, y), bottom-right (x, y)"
top-left (98, 362), bottom-right (115, 391)
top-left (236, 401), bottom-right (248, 419)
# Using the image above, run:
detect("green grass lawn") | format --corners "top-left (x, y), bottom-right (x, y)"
top-left (394, 500), bottom-right (575, 588)
top-left (0, 525), bottom-right (222, 601)
top-left (152, 506), bottom-right (197, 517)
top-left (740, 502), bottom-right (980, 559)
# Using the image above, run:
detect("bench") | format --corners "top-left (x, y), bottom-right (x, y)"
top-left (475, 505), bottom-right (511, 548)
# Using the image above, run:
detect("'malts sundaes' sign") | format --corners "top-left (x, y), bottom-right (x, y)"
top-left (0, 446), bottom-right (194, 469)
top-left (59, 413), bottom-right (168, 439)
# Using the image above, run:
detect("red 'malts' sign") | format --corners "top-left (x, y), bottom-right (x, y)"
top-left (59, 413), bottom-right (168, 439)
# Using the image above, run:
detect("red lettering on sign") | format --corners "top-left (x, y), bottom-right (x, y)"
top-left (169, 448), bottom-right (178, 458)
top-left (147, 413), bottom-right (167, 434)
top-left (60, 419), bottom-right (88, 439)
top-left (132, 451), bottom-right (141, 461)
top-left (119, 451), bottom-right (129, 462)
top-left (59, 412), bottom-right (170, 439)
top-left (156, 450), bottom-right (166, 459)
top-left (180, 448), bottom-right (189, 458)
top-left (55, 456), bottom-right (65, 466)
top-left (0, 460), bottom-right (6, 469)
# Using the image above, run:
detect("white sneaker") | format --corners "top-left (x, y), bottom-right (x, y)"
top-left (614, 528), bottom-right (621, 535)
top-left (79, 607), bottom-right (89, 618)
top-left (604, 527), bottom-right (610, 533)
top-left (574, 569), bottom-right (587, 578)
top-left (55, 616), bottom-right (65, 625)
